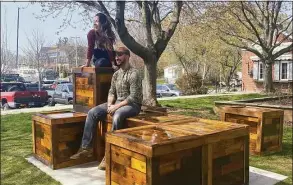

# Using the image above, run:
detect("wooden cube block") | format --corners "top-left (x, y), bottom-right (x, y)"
top-left (106, 126), bottom-right (202, 185)
top-left (72, 67), bottom-right (113, 113)
top-left (163, 118), bottom-right (250, 185)
top-left (32, 111), bottom-right (97, 169)
top-left (220, 106), bottom-right (284, 155)
top-left (106, 120), bottom-right (249, 185)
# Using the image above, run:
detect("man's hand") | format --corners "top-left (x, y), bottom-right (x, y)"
top-left (107, 104), bottom-right (119, 115)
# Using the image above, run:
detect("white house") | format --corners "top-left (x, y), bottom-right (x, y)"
top-left (163, 65), bottom-right (184, 84)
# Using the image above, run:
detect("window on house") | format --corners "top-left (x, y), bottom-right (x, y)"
top-left (259, 62), bottom-right (263, 80)
top-left (281, 62), bottom-right (288, 80)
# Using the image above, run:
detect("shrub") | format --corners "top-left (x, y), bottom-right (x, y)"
top-left (176, 72), bottom-right (207, 95)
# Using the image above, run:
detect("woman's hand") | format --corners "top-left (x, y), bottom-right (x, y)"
top-left (80, 60), bottom-right (91, 70)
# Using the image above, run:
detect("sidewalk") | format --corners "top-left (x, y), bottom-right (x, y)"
top-left (1, 92), bottom-right (256, 116)
top-left (27, 156), bottom-right (287, 185)
top-left (1, 104), bottom-right (73, 115)
top-left (158, 91), bottom-right (255, 100)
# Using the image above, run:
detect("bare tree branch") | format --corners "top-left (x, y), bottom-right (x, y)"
top-left (220, 36), bottom-right (263, 59)
top-left (115, 1), bottom-right (149, 59)
top-left (272, 43), bottom-right (293, 59)
top-left (240, 2), bottom-right (266, 49)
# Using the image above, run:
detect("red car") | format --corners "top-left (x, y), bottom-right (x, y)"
top-left (0, 82), bottom-right (48, 110)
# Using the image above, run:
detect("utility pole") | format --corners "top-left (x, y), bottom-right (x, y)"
top-left (71, 36), bottom-right (80, 67)
top-left (16, 7), bottom-right (20, 69)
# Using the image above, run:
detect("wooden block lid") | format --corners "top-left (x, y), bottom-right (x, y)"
top-left (127, 112), bottom-right (198, 124)
top-left (106, 125), bottom-right (203, 157)
top-left (162, 118), bottom-right (248, 136)
top-left (72, 67), bottom-right (113, 74)
top-left (32, 111), bottom-right (87, 125)
top-left (221, 106), bottom-right (284, 116)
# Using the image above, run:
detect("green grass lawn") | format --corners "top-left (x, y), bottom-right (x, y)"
top-left (1, 93), bottom-right (291, 184)
top-left (1, 113), bottom-right (61, 185)
top-left (159, 93), bottom-right (267, 120)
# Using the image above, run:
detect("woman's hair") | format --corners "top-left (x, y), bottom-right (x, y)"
top-left (95, 13), bottom-right (116, 50)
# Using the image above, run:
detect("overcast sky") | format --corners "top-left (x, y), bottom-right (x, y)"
top-left (1, 2), bottom-right (93, 54)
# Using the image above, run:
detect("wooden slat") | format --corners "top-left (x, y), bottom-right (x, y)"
top-left (75, 77), bottom-right (89, 85)
top-left (75, 89), bottom-right (94, 98)
top-left (32, 121), bottom-right (36, 154)
top-left (212, 137), bottom-right (244, 159)
top-left (213, 168), bottom-right (244, 185)
top-left (159, 160), bottom-right (180, 175)
top-left (59, 126), bottom-right (84, 136)
top-left (75, 84), bottom-right (93, 91)
top-left (111, 145), bottom-right (146, 162)
top-left (106, 143), bottom-right (111, 185)
top-left (111, 161), bottom-right (146, 185)
top-left (244, 135), bottom-right (249, 184)
top-left (213, 151), bottom-right (244, 177)
top-left (111, 148), bottom-right (131, 167)
top-left (225, 114), bottom-right (259, 123)
top-left (131, 158), bottom-right (146, 173)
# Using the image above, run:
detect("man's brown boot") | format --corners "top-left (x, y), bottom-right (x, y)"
top-left (70, 148), bottom-right (93, 160)
top-left (98, 156), bottom-right (106, 170)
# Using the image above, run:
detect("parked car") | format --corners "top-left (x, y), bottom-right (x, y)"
top-left (156, 84), bottom-right (182, 97)
top-left (42, 80), bottom-right (55, 88)
top-left (0, 82), bottom-right (48, 110)
top-left (51, 80), bottom-right (70, 89)
top-left (49, 83), bottom-right (73, 106)
top-left (1, 74), bottom-right (25, 82)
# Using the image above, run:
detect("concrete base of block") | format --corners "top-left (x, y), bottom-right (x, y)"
top-left (26, 156), bottom-right (287, 185)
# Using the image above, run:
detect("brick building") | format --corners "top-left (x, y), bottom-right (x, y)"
top-left (242, 34), bottom-right (292, 93)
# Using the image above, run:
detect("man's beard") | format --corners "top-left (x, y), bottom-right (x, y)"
top-left (115, 60), bottom-right (124, 67)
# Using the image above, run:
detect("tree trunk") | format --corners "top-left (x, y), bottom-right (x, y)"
top-left (201, 63), bottom-right (206, 87)
top-left (143, 55), bottom-right (158, 106)
top-left (263, 62), bottom-right (274, 92)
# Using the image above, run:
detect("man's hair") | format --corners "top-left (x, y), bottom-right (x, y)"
top-left (115, 47), bottom-right (130, 56)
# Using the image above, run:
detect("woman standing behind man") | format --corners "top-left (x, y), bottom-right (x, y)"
top-left (84, 13), bottom-right (116, 68)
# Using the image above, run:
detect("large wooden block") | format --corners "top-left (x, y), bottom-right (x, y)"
top-left (106, 126), bottom-right (202, 185)
top-left (32, 111), bottom-right (97, 169)
top-left (220, 106), bottom-right (284, 155)
top-left (106, 119), bottom-right (249, 185)
top-left (163, 119), bottom-right (249, 185)
top-left (72, 67), bottom-right (113, 113)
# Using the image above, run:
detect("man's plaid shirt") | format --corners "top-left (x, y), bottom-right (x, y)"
top-left (108, 67), bottom-right (142, 105)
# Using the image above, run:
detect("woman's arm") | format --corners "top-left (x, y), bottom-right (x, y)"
top-left (86, 29), bottom-right (95, 66)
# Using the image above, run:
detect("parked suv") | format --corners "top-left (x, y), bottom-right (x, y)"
top-left (156, 84), bottom-right (182, 97)
top-left (49, 83), bottom-right (73, 105)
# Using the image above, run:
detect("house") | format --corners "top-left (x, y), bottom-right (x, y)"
top-left (40, 46), bottom-right (69, 70)
top-left (242, 35), bottom-right (292, 92)
top-left (163, 65), bottom-right (184, 84)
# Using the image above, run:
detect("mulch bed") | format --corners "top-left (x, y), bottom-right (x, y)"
top-left (260, 97), bottom-right (292, 107)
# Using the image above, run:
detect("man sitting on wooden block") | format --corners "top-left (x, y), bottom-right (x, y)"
top-left (70, 47), bottom-right (143, 170)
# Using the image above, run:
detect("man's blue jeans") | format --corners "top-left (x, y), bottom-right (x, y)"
top-left (81, 101), bottom-right (141, 149)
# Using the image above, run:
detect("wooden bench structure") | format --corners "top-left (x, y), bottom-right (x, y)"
top-left (32, 66), bottom-right (276, 185)
top-left (220, 106), bottom-right (284, 155)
